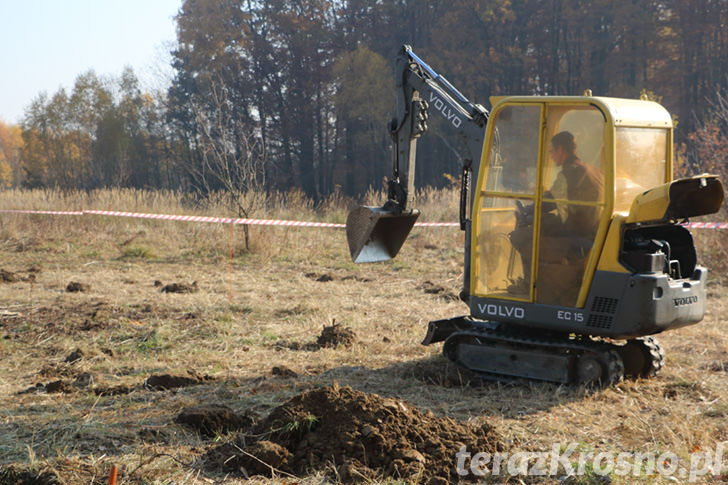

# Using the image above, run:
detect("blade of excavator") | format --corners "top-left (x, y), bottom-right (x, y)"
top-left (346, 206), bottom-right (420, 263)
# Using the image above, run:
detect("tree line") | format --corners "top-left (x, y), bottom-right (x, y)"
top-left (2, 0), bottom-right (728, 198)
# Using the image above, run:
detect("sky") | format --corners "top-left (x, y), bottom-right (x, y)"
top-left (0, 0), bottom-right (182, 124)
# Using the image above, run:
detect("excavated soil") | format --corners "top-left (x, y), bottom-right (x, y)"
top-left (205, 384), bottom-right (504, 482)
top-left (175, 405), bottom-right (256, 437)
top-left (0, 268), bottom-right (37, 283)
top-left (144, 373), bottom-right (208, 390)
top-left (277, 322), bottom-right (357, 351)
top-left (0, 465), bottom-right (58, 485)
top-left (160, 281), bottom-right (199, 293)
top-left (0, 269), bottom-right (19, 283)
top-left (18, 368), bottom-right (212, 396)
top-left (316, 323), bottom-right (356, 348)
top-left (65, 281), bottom-right (90, 292)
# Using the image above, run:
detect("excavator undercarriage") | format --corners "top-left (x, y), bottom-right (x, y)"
top-left (423, 317), bottom-right (664, 385)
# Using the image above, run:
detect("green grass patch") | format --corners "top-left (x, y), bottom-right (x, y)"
top-left (120, 245), bottom-right (156, 259)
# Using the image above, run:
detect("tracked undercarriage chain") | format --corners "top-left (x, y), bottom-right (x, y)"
top-left (441, 323), bottom-right (625, 386)
top-left (616, 336), bottom-right (665, 378)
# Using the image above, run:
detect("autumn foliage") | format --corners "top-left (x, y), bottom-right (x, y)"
top-left (2, 0), bottom-right (728, 198)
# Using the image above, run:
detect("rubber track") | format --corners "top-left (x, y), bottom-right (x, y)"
top-left (442, 324), bottom-right (625, 385)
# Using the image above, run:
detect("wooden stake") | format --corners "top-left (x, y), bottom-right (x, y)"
top-left (108, 465), bottom-right (118, 485)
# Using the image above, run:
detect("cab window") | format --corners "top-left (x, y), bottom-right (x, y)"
top-left (474, 105), bottom-right (541, 299)
top-left (535, 106), bottom-right (606, 306)
top-left (614, 128), bottom-right (669, 212)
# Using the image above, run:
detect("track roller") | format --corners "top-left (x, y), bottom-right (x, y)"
top-left (576, 349), bottom-right (624, 386)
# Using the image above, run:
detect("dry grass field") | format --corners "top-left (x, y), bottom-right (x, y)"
top-left (0, 188), bottom-right (727, 484)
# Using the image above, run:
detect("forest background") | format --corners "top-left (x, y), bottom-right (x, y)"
top-left (1, 0), bottom-right (728, 203)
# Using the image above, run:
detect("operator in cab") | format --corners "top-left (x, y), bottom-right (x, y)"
top-left (510, 131), bottom-right (603, 298)
top-left (544, 131), bottom-right (603, 240)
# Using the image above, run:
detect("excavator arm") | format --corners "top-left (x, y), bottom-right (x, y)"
top-left (347, 45), bottom-right (488, 272)
top-left (388, 45), bottom-right (489, 214)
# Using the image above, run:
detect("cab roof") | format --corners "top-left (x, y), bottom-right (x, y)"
top-left (488, 95), bottom-right (673, 129)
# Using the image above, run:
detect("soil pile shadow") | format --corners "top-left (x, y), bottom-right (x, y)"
top-left (145, 373), bottom-right (211, 390)
top-left (205, 384), bottom-right (504, 482)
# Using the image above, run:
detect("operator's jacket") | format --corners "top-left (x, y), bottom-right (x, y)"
top-left (541, 156), bottom-right (604, 258)
top-left (510, 155), bottom-right (603, 303)
top-left (542, 155), bottom-right (603, 242)
top-left (511, 154), bottom-right (603, 271)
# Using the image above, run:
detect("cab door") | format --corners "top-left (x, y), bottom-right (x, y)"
top-left (536, 105), bottom-right (607, 306)
top-left (471, 103), bottom-right (542, 301)
top-left (472, 101), bottom-right (608, 307)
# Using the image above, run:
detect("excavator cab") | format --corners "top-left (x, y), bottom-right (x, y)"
top-left (432, 95), bottom-right (723, 383)
top-left (473, 98), bottom-right (620, 307)
top-left (469, 96), bottom-right (723, 335)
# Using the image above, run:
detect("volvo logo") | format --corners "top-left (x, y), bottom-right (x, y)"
top-left (477, 303), bottom-right (525, 319)
top-left (673, 296), bottom-right (698, 307)
top-left (429, 92), bottom-right (462, 128)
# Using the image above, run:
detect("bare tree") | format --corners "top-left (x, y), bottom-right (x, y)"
top-left (190, 76), bottom-right (266, 251)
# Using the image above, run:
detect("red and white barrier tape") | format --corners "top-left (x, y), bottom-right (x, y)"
top-left (680, 222), bottom-right (728, 229)
top-left (83, 209), bottom-right (347, 228)
top-left (0, 209), bottom-right (85, 216)
top-left (0, 208), bottom-right (724, 229)
top-left (0, 208), bottom-right (348, 228)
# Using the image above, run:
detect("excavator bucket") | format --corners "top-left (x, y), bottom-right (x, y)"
top-left (346, 206), bottom-right (420, 263)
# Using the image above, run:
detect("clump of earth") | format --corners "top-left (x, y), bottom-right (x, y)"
top-left (0, 268), bottom-right (38, 283)
top-left (66, 281), bottom-right (90, 292)
top-left (175, 405), bottom-right (256, 437)
top-left (316, 322), bottom-right (356, 348)
top-left (205, 384), bottom-right (504, 482)
top-left (0, 465), bottom-right (58, 485)
top-left (0, 269), bottom-right (19, 283)
top-left (19, 367), bottom-right (211, 396)
top-left (277, 322), bottom-right (357, 351)
top-left (160, 281), bottom-right (198, 293)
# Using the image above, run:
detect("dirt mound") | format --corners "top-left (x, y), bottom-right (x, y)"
top-left (305, 272), bottom-right (334, 282)
top-left (316, 323), bottom-right (356, 348)
top-left (66, 281), bottom-right (90, 292)
top-left (0, 465), bottom-right (58, 485)
top-left (418, 281), bottom-right (460, 301)
top-left (277, 322), bottom-right (357, 351)
top-left (175, 405), bottom-right (256, 437)
top-left (19, 371), bottom-right (94, 395)
top-left (272, 366), bottom-right (298, 378)
top-left (160, 281), bottom-right (198, 293)
top-left (0, 269), bottom-right (19, 283)
top-left (144, 372), bottom-right (211, 390)
top-left (205, 384), bottom-right (504, 482)
top-left (20, 370), bottom-right (211, 396)
top-left (64, 348), bottom-right (85, 364)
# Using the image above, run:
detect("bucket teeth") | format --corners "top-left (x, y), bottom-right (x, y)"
top-left (346, 206), bottom-right (420, 263)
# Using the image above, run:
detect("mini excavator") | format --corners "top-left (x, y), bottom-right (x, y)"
top-left (346, 45), bottom-right (724, 385)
